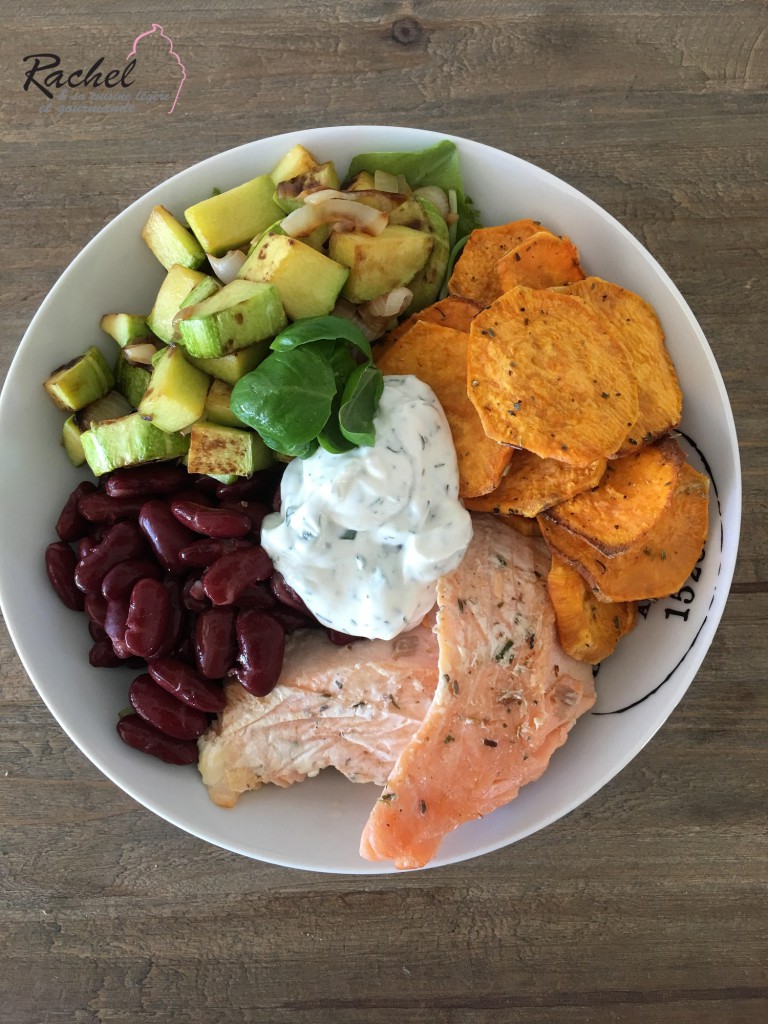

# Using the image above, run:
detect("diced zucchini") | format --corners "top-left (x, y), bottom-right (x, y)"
top-left (184, 176), bottom-right (283, 257)
top-left (177, 280), bottom-right (287, 359)
top-left (44, 346), bottom-right (114, 412)
top-left (138, 346), bottom-right (210, 433)
top-left (187, 342), bottom-right (270, 385)
top-left (141, 205), bottom-right (206, 270)
top-left (238, 236), bottom-right (348, 320)
top-left (100, 313), bottom-right (152, 348)
top-left (181, 275), bottom-right (221, 308)
top-left (78, 390), bottom-right (133, 431)
top-left (62, 415), bottom-right (86, 467)
top-left (345, 170), bottom-right (375, 191)
top-left (147, 264), bottom-right (209, 344)
top-left (187, 421), bottom-right (273, 477)
top-left (114, 355), bottom-right (152, 409)
top-left (81, 413), bottom-right (190, 476)
top-left (270, 144), bottom-right (319, 185)
top-left (147, 264), bottom-right (210, 344)
top-left (405, 197), bottom-right (450, 313)
top-left (329, 225), bottom-right (433, 303)
top-left (204, 380), bottom-right (245, 428)
top-left (273, 162), bottom-right (340, 214)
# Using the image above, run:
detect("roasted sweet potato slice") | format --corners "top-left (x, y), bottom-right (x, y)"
top-left (495, 230), bottom-right (585, 293)
top-left (505, 514), bottom-right (542, 537)
top-left (467, 286), bottom-right (638, 466)
top-left (464, 449), bottom-right (606, 518)
top-left (448, 219), bottom-right (543, 305)
top-left (547, 551), bottom-right (637, 663)
top-left (561, 278), bottom-right (682, 455)
top-left (542, 437), bottom-right (686, 554)
top-left (381, 295), bottom-right (483, 349)
top-left (538, 461), bottom-right (710, 602)
top-left (376, 321), bottom-right (513, 498)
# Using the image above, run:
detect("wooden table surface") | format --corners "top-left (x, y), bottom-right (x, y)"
top-left (1, 2), bottom-right (766, 1021)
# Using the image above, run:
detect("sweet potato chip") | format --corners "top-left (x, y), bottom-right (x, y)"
top-left (376, 321), bottom-right (513, 497)
top-left (464, 449), bottom-right (606, 518)
top-left (561, 278), bottom-right (682, 455)
top-left (495, 230), bottom-right (585, 293)
top-left (538, 461), bottom-right (710, 602)
top-left (505, 514), bottom-right (542, 537)
top-left (382, 295), bottom-right (483, 348)
top-left (542, 436), bottom-right (686, 554)
top-left (467, 286), bottom-right (638, 466)
top-left (547, 551), bottom-right (637, 664)
top-left (448, 219), bottom-right (543, 305)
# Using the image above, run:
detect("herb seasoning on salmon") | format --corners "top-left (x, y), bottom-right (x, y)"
top-left (359, 515), bottom-right (595, 869)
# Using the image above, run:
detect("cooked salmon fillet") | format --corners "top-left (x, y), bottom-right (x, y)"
top-left (198, 626), bottom-right (439, 807)
top-left (360, 514), bottom-right (595, 869)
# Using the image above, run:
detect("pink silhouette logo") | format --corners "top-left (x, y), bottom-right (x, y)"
top-left (128, 24), bottom-right (186, 113)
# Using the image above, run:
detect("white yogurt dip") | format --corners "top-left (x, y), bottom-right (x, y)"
top-left (261, 375), bottom-right (473, 640)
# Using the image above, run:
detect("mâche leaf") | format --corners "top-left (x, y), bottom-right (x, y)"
top-left (270, 316), bottom-right (372, 360)
top-left (339, 364), bottom-right (384, 447)
top-left (231, 316), bottom-right (384, 458)
top-left (231, 347), bottom-right (336, 451)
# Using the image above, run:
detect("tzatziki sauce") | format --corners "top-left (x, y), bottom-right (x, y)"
top-left (261, 375), bottom-right (473, 640)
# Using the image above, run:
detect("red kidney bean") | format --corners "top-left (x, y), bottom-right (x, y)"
top-left (104, 463), bottom-right (189, 498)
top-left (270, 604), bottom-right (317, 634)
top-left (88, 619), bottom-right (107, 642)
top-left (117, 713), bottom-right (199, 765)
top-left (179, 537), bottom-right (253, 568)
top-left (182, 575), bottom-right (210, 613)
top-left (189, 473), bottom-right (220, 495)
top-left (327, 629), bottom-right (364, 645)
top-left (235, 609), bottom-right (285, 697)
top-left (170, 499), bottom-right (252, 539)
top-left (170, 488), bottom-right (214, 507)
top-left (89, 637), bottom-right (124, 668)
top-left (45, 542), bottom-right (86, 611)
top-left (202, 546), bottom-right (273, 605)
top-left (216, 471), bottom-right (277, 503)
top-left (174, 632), bottom-right (197, 666)
top-left (153, 579), bottom-right (185, 659)
top-left (271, 482), bottom-right (282, 512)
top-left (124, 578), bottom-right (171, 660)
top-left (129, 673), bottom-right (209, 740)
top-left (138, 499), bottom-right (197, 576)
top-left (74, 520), bottom-right (147, 595)
top-left (101, 558), bottom-right (162, 601)
top-left (195, 607), bottom-right (237, 679)
top-left (270, 571), bottom-right (311, 615)
top-left (232, 582), bottom-right (277, 611)
top-left (219, 500), bottom-right (270, 534)
top-left (84, 591), bottom-right (108, 628)
top-left (56, 481), bottom-right (97, 542)
top-left (104, 597), bottom-right (132, 659)
top-left (148, 657), bottom-right (226, 712)
top-left (77, 536), bottom-right (97, 561)
top-left (78, 492), bottom-right (146, 524)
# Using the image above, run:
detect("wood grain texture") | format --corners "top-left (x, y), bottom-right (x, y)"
top-left (1, 1), bottom-right (766, 1021)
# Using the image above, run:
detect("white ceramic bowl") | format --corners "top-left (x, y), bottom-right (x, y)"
top-left (0, 126), bottom-right (741, 873)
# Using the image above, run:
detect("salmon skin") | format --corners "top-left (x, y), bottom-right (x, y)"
top-left (198, 626), bottom-right (439, 808)
top-left (360, 514), bottom-right (595, 869)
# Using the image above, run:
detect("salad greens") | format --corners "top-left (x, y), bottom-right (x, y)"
top-left (231, 316), bottom-right (384, 458)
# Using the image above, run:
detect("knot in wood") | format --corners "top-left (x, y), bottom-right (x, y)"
top-left (391, 17), bottom-right (422, 46)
